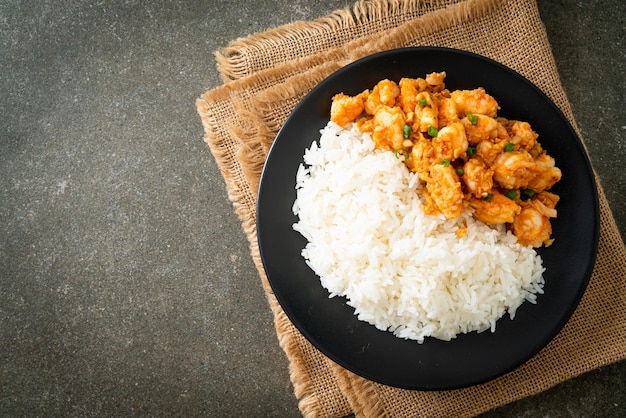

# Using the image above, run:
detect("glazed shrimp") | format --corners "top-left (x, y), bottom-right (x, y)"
top-left (399, 78), bottom-right (420, 113)
top-left (461, 114), bottom-right (499, 145)
top-left (450, 88), bottom-right (500, 118)
top-left (535, 190), bottom-right (560, 210)
top-left (365, 79), bottom-right (400, 115)
top-left (495, 118), bottom-right (511, 141)
top-left (476, 139), bottom-right (507, 165)
top-left (424, 162), bottom-right (464, 219)
top-left (355, 115), bottom-right (374, 134)
top-left (462, 157), bottom-right (494, 198)
top-left (492, 149), bottom-right (537, 190)
top-left (405, 135), bottom-right (435, 181)
top-left (413, 91), bottom-right (439, 133)
top-left (512, 198), bottom-right (557, 247)
top-left (330, 91), bottom-right (367, 127)
top-left (470, 191), bottom-right (521, 225)
top-left (432, 122), bottom-right (468, 161)
top-left (526, 153), bottom-right (562, 193)
top-left (437, 96), bottom-right (458, 127)
top-left (425, 71), bottom-right (446, 91)
top-left (509, 121), bottom-right (538, 150)
top-left (372, 105), bottom-right (406, 151)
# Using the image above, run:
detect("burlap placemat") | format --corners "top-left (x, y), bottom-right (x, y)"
top-left (196, 0), bottom-right (626, 416)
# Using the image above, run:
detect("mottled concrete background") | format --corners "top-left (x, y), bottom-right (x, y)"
top-left (1, 1), bottom-right (624, 416)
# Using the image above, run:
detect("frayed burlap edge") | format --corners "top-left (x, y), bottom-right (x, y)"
top-left (214, 0), bottom-right (471, 82)
top-left (345, 0), bottom-right (501, 60)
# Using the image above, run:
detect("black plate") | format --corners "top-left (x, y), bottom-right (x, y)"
top-left (256, 47), bottom-right (599, 390)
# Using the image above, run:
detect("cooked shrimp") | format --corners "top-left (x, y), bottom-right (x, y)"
top-left (512, 199), bottom-right (556, 247)
top-left (330, 92), bottom-right (367, 127)
top-left (399, 78), bottom-right (419, 113)
top-left (492, 150), bottom-right (537, 190)
top-left (437, 96), bottom-right (458, 127)
top-left (527, 153), bottom-right (562, 192)
top-left (535, 190), bottom-right (560, 210)
top-left (509, 121), bottom-right (538, 150)
top-left (424, 162), bottom-right (464, 219)
top-left (372, 105), bottom-right (406, 151)
top-left (461, 114), bottom-right (499, 145)
top-left (365, 79), bottom-right (400, 115)
top-left (476, 139), bottom-right (507, 165)
top-left (450, 88), bottom-right (499, 118)
top-left (405, 135), bottom-right (434, 181)
top-left (355, 116), bottom-right (374, 133)
top-left (470, 191), bottom-right (521, 225)
top-left (462, 157), bottom-right (494, 198)
top-left (425, 71), bottom-right (446, 90)
top-left (432, 122), bottom-right (468, 160)
top-left (414, 91), bottom-right (439, 133)
top-left (495, 118), bottom-right (511, 141)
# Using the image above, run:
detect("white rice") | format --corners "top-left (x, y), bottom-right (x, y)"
top-left (292, 121), bottom-right (545, 343)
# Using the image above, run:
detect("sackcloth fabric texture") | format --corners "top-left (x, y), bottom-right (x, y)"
top-left (196, 0), bottom-right (626, 416)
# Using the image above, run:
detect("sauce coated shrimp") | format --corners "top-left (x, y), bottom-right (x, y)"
top-left (476, 139), bottom-right (507, 165)
top-left (527, 153), bottom-right (562, 192)
top-left (462, 157), bottom-right (494, 198)
top-left (372, 105), bottom-right (406, 151)
top-left (405, 135), bottom-right (434, 182)
top-left (399, 77), bottom-right (421, 113)
top-left (470, 191), bottom-right (521, 225)
top-left (492, 150), bottom-right (537, 190)
top-left (425, 71), bottom-right (446, 88)
top-left (462, 114), bottom-right (498, 144)
top-left (365, 79), bottom-right (400, 115)
top-left (512, 196), bottom-right (557, 247)
top-left (330, 92), bottom-right (367, 128)
top-left (509, 121), bottom-right (538, 150)
top-left (450, 88), bottom-right (499, 118)
top-left (432, 122), bottom-right (468, 161)
top-left (425, 162), bottom-right (464, 219)
top-left (413, 92), bottom-right (439, 133)
top-left (437, 96), bottom-right (458, 127)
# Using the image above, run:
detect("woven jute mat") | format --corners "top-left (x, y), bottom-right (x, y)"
top-left (196, 0), bottom-right (626, 416)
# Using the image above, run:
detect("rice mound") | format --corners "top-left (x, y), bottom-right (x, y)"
top-left (292, 121), bottom-right (545, 343)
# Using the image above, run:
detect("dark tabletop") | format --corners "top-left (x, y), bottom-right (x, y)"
top-left (1, 1), bottom-right (624, 416)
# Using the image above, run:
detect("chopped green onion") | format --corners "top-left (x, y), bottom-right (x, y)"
top-left (467, 146), bottom-right (477, 157)
top-left (456, 167), bottom-right (465, 176)
top-left (403, 124), bottom-right (411, 139)
top-left (482, 193), bottom-right (494, 202)
top-left (520, 189), bottom-right (536, 201)
top-left (505, 190), bottom-right (518, 200)
top-left (440, 158), bottom-right (450, 167)
top-left (394, 148), bottom-right (410, 160)
top-left (418, 99), bottom-right (427, 106)
top-left (428, 126), bottom-right (438, 137)
top-left (504, 143), bottom-right (515, 152)
top-left (467, 112), bottom-right (479, 126)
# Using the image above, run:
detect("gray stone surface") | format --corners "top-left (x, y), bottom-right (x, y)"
top-left (0, 1), bottom-right (623, 416)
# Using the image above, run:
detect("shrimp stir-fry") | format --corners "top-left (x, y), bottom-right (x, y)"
top-left (330, 73), bottom-right (562, 247)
